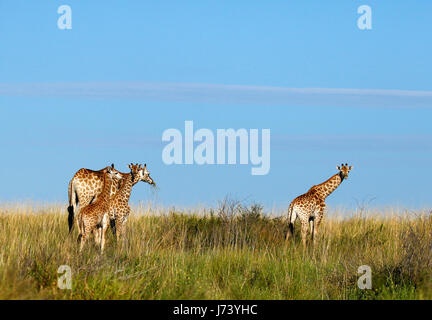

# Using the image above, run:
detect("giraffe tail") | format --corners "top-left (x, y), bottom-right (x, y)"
top-left (288, 203), bottom-right (296, 237)
top-left (67, 179), bottom-right (76, 233)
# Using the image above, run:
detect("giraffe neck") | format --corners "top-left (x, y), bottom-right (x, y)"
top-left (312, 172), bottom-right (343, 199)
top-left (121, 172), bottom-right (140, 186)
top-left (117, 173), bottom-right (136, 202)
top-left (99, 173), bottom-right (114, 203)
top-left (131, 173), bottom-right (141, 186)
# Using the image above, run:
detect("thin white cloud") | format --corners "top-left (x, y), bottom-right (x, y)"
top-left (271, 134), bottom-right (432, 151)
top-left (2, 130), bottom-right (431, 152)
top-left (0, 82), bottom-right (431, 108)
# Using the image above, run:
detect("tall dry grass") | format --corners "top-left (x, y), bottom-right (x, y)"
top-left (0, 200), bottom-right (431, 299)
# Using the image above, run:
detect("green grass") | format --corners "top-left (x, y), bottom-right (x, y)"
top-left (1, 202), bottom-right (431, 299)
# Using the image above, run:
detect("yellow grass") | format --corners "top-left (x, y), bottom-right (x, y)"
top-left (0, 202), bottom-right (431, 299)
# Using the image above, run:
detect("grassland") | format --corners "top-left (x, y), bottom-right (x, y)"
top-left (1, 200), bottom-right (432, 300)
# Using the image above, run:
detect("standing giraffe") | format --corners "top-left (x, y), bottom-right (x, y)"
top-left (67, 163), bottom-right (155, 234)
top-left (77, 167), bottom-right (123, 252)
top-left (108, 164), bottom-right (149, 242)
top-left (67, 164), bottom-right (120, 233)
top-left (287, 163), bottom-right (353, 247)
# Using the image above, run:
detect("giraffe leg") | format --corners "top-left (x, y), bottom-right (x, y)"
top-left (300, 220), bottom-right (309, 248)
top-left (79, 234), bottom-right (86, 252)
top-left (123, 215), bottom-right (129, 237)
top-left (286, 223), bottom-right (293, 241)
top-left (80, 216), bottom-right (97, 252)
top-left (116, 207), bottom-right (130, 243)
top-left (115, 214), bottom-right (122, 243)
top-left (76, 211), bottom-right (82, 235)
top-left (116, 217), bottom-right (125, 242)
top-left (109, 208), bottom-right (117, 237)
top-left (76, 195), bottom-right (92, 235)
top-left (121, 208), bottom-right (131, 241)
top-left (94, 228), bottom-right (101, 246)
top-left (313, 210), bottom-right (324, 247)
top-left (309, 218), bottom-right (315, 242)
top-left (79, 220), bottom-right (88, 252)
top-left (100, 213), bottom-right (109, 253)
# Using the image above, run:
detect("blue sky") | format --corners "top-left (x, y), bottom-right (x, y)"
top-left (1, 1), bottom-right (431, 210)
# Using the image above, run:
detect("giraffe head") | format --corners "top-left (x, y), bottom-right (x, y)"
top-left (127, 163), bottom-right (142, 183)
top-left (137, 163), bottom-right (155, 185)
top-left (337, 163), bottom-right (353, 180)
top-left (101, 164), bottom-right (121, 175)
top-left (106, 165), bottom-right (123, 182)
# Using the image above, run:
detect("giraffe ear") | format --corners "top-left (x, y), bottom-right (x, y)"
top-left (349, 165), bottom-right (353, 170)
top-left (336, 166), bottom-right (341, 170)
top-left (128, 164), bottom-right (131, 170)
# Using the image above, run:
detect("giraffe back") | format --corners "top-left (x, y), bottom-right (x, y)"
top-left (70, 165), bottom-right (122, 208)
top-left (291, 189), bottom-right (324, 212)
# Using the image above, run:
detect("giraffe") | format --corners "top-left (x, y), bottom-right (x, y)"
top-left (67, 164), bottom-right (121, 233)
top-left (67, 163), bottom-right (155, 234)
top-left (108, 163), bottom-right (145, 242)
top-left (287, 163), bottom-right (353, 247)
top-left (77, 166), bottom-right (123, 252)
top-left (101, 163), bottom-right (154, 241)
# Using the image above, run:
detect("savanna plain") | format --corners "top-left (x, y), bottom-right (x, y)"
top-left (1, 200), bottom-right (432, 300)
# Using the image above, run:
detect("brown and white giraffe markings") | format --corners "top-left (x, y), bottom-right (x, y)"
top-left (67, 163), bottom-right (155, 235)
top-left (78, 167), bottom-right (122, 252)
top-left (309, 172), bottom-right (343, 199)
top-left (93, 163), bottom-right (155, 243)
top-left (68, 164), bottom-right (120, 233)
top-left (287, 164), bottom-right (353, 247)
top-left (108, 164), bottom-right (143, 242)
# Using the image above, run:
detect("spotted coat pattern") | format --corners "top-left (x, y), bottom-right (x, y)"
top-left (67, 163), bottom-right (154, 234)
top-left (287, 164), bottom-right (353, 247)
top-left (108, 164), bottom-right (144, 242)
top-left (77, 167), bottom-right (123, 252)
top-left (67, 164), bottom-right (121, 233)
